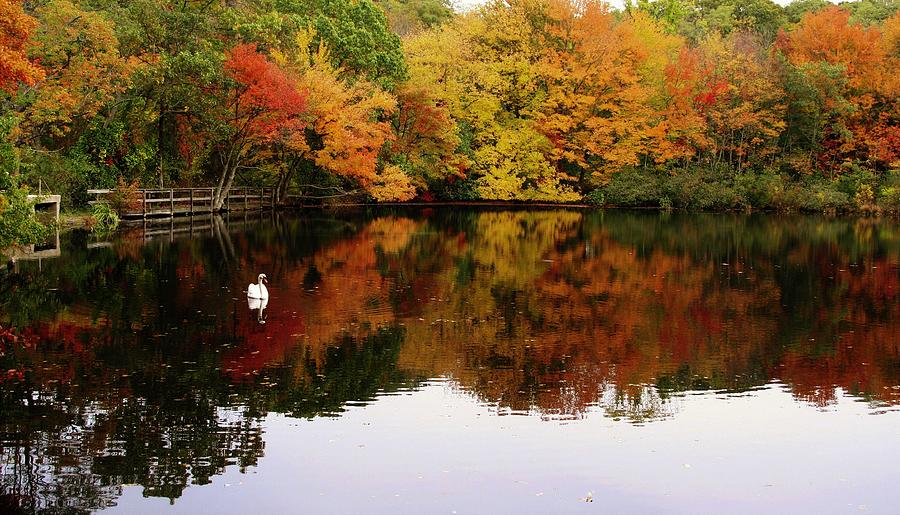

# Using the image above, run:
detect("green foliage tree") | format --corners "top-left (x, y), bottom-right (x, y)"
top-left (0, 117), bottom-right (48, 251)
top-left (306, 0), bottom-right (408, 88)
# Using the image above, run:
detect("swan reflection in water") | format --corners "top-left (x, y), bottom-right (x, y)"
top-left (248, 296), bottom-right (268, 324)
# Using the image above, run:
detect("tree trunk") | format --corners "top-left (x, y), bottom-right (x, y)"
top-left (213, 141), bottom-right (243, 210)
top-left (157, 113), bottom-right (165, 189)
top-left (276, 161), bottom-right (300, 202)
top-left (214, 165), bottom-right (237, 211)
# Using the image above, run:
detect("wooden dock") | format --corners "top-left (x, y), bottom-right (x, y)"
top-left (130, 210), bottom-right (271, 244)
top-left (88, 187), bottom-right (276, 219)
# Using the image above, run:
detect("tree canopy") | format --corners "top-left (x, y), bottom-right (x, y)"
top-left (0, 0), bottom-right (898, 235)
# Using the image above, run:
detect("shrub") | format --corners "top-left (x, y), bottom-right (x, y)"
top-left (91, 202), bottom-right (120, 232)
top-left (107, 177), bottom-right (142, 213)
top-left (584, 189), bottom-right (605, 206)
top-left (0, 186), bottom-right (51, 251)
top-left (603, 168), bottom-right (661, 206)
top-left (880, 186), bottom-right (900, 211)
top-left (877, 170), bottom-right (900, 212)
top-left (662, 170), bottom-right (741, 210)
top-left (659, 196), bottom-right (673, 211)
top-left (733, 169), bottom-right (783, 209)
top-left (437, 175), bottom-right (480, 201)
top-left (795, 181), bottom-right (851, 212)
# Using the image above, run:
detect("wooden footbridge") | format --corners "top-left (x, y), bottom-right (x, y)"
top-left (88, 187), bottom-right (276, 219)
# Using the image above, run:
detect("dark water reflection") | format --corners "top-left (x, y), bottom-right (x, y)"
top-left (1, 209), bottom-right (899, 513)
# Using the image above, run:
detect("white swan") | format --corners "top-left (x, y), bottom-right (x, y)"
top-left (247, 273), bottom-right (269, 299)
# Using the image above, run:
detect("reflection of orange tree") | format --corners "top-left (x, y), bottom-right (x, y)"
top-left (394, 216), bottom-right (782, 421)
top-left (222, 216), bottom-right (422, 381)
top-left (390, 212), bottom-right (900, 419)
top-left (778, 258), bottom-right (900, 407)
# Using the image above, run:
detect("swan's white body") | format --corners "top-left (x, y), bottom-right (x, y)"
top-left (247, 273), bottom-right (269, 299)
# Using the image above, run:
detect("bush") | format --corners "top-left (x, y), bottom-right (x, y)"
top-left (0, 186), bottom-right (51, 251)
top-left (662, 169), bottom-right (742, 210)
top-left (91, 202), bottom-right (120, 232)
top-left (596, 165), bottom-right (877, 213)
top-left (877, 170), bottom-right (900, 212)
top-left (880, 187), bottom-right (900, 211)
top-left (792, 180), bottom-right (851, 212)
top-left (437, 175), bottom-right (480, 201)
top-left (733, 169), bottom-right (782, 208)
top-left (584, 188), bottom-right (605, 206)
top-left (603, 168), bottom-right (661, 206)
top-left (107, 177), bottom-right (142, 213)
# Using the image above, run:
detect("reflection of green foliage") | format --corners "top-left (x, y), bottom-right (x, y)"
top-left (273, 327), bottom-right (422, 418)
top-left (0, 320), bottom-right (417, 511)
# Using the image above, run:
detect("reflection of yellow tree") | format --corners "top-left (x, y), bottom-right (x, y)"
top-left (389, 213), bottom-right (900, 420)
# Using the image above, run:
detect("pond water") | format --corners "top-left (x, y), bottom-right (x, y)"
top-left (1, 208), bottom-right (899, 514)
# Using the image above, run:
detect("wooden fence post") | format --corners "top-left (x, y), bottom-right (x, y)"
top-left (190, 189), bottom-right (194, 214)
top-left (142, 190), bottom-right (147, 219)
top-left (169, 188), bottom-right (174, 216)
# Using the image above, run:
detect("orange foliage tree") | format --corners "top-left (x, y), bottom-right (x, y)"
top-left (779, 6), bottom-right (899, 172)
top-left (23, 0), bottom-right (136, 141)
top-left (269, 34), bottom-right (416, 202)
top-left (0, 0), bottom-right (43, 94)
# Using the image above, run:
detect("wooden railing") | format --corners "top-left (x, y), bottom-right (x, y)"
top-left (88, 187), bottom-right (276, 219)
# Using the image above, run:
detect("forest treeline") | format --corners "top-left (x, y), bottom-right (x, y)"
top-left (1, 0), bottom-right (899, 244)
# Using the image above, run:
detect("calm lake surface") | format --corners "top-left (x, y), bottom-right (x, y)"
top-left (1, 208), bottom-right (900, 514)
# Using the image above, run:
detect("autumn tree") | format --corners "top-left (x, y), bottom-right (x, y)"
top-left (646, 46), bottom-right (711, 165)
top-left (22, 1), bottom-right (136, 143)
top-left (208, 44), bottom-right (308, 210)
top-left (696, 32), bottom-right (786, 170)
top-left (406, 0), bottom-right (583, 201)
top-left (388, 84), bottom-right (467, 194)
top-left (0, 0), bottom-right (43, 94)
top-left (266, 34), bottom-right (418, 202)
top-left (779, 5), bottom-right (898, 173)
top-left (536, 3), bottom-right (664, 184)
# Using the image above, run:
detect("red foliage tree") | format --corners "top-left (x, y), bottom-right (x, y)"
top-left (212, 44), bottom-right (308, 209)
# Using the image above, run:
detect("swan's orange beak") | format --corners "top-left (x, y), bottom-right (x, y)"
top-left (263, 277), bottom-right (268, 284)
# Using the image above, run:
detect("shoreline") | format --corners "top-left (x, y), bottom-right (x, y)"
top-left (57, 201), bottom-right (899, 225)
